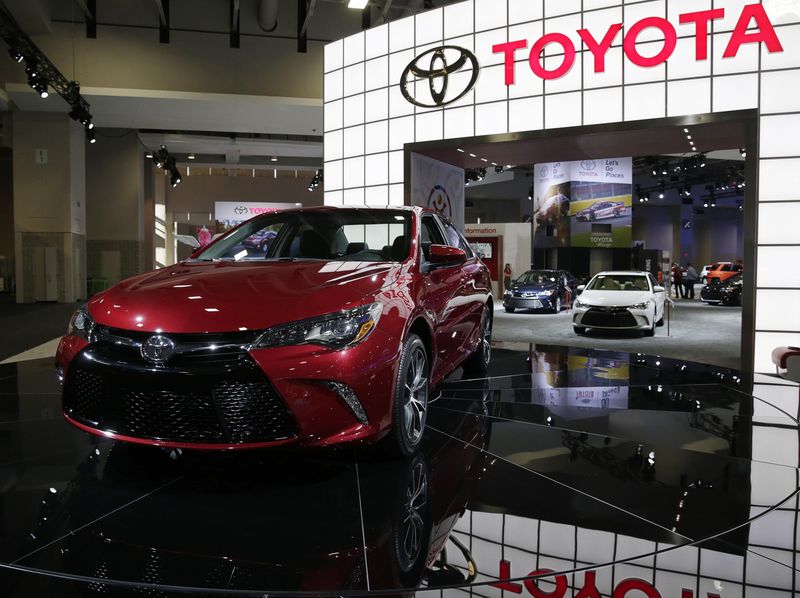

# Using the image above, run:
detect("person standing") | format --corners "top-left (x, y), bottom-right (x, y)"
top-left (684, 262), bottom-right (698, 299)
top-left (671, 263), bottom-right (684, 298)
top-left (503, 263), bottom-right (513, 294)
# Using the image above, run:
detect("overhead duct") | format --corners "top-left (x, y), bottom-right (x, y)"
top-left (258, 0), bottom-right (278, 32)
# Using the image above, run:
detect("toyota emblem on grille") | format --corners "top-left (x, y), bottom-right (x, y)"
top-left (141, 335), bottom-right (176, 365)
top-left (400, 46), bottom-right (479, 108)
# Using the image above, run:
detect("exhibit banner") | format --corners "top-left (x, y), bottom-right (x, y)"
top-left (411, 153), bottom-right (465, 231)
top-left (214, 202), bottom-right (300, 229)
top-left (568, 157), bottom-right (633, 249)
top-left (532, 161), bottom-right (571, 249)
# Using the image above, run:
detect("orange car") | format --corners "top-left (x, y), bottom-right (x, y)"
top-left (705, 262), bottom-right (743, 284)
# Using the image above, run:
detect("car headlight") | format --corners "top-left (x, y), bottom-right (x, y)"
top-left (628, 301), bottom-right (651, 310)
top-left (574, 298), bottom-right (589, 308)
top-left (67, 306), bottom-right (95, 341)
top-left (252, 303), bottom-right (382, 350)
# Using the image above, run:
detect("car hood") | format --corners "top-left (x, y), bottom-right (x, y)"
top-left (578, 290), bottom-right (652, 306)
top-left (87, 260), bottom-right (405, 333)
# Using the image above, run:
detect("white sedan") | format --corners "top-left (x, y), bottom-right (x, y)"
top-left (572, 271), bottom-right (667, 337)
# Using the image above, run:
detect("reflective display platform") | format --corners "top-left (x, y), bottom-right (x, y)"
top-left (1, 343), bottom-right (799, 597)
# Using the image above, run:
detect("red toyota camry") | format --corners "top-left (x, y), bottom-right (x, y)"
top-left (56, 207), bottom-right (493, 455)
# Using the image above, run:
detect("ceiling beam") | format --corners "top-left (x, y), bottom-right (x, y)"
top-left (297, 0), bottom-right (317, 53)
top-left (230, 0), bottom-right (240, 48)
top-left (376, 0), bottom-right (393, 26)
top-left (73, 0), bottom-right (95, 38)
top-left (154, 0), bottom-right (169, 43)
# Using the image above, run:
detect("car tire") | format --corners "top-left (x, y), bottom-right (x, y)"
top-left (657, 315), bottom-right (664, 327)
top-left (574, 326), bottom-right (586, 335)
top-left (387, 334), bottom-right (430, 457)
top-left (463, 306), bottom-right (492, 374)
top-left (551, 296), bottom-right (561, 314)
top-left (644, 319), bottom-right (656, 337)
top-left (505, 306), bottom-right (515, 313)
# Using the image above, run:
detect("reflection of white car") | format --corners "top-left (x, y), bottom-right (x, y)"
top-left (572, 271), bottom-right (667, 337)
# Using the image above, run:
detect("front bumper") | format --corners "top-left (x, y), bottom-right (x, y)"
top-left (57, 325), bottom-right (401, 450)
top-left (503, 294), bottom-right (558, 311)
top-left (572, 306), bottom-right (652, 330)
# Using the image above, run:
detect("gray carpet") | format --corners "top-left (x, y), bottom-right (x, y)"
top-left (493, 299), bottom-right (742, 370)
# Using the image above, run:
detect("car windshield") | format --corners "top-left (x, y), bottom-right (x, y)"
top-left (194, 210), bottom-right (412, 263)
top-left (586, 274), bottom-right (650, 292)
top-left (517, 271), bottom-right (558, 284)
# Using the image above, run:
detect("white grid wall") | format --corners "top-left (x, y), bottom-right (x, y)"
top-left (323, 0), bottom-right (800, 374)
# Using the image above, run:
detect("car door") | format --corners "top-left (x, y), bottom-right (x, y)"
top-left (418, 214), bottom-right (467, 379)
top-left (649, 273), bottom-right (665, 321)
top-left (437, 216), bottom-right (488, 366)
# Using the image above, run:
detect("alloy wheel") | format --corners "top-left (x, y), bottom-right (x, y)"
top-left (402, 346), bottom-right (428, 445)
top-left (399, 460), bottom-right (428, 568)
top-left (482, 310), bottom-right (492, 365)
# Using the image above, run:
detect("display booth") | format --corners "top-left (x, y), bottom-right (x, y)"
top-left (322, 0), bottom-right (800, 376)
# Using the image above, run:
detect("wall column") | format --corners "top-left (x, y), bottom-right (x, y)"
top-left (85, 130), bottom-right (145, 288)
top-left (12, 111), bottom-right (86, 303)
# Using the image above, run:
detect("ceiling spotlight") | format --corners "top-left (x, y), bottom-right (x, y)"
top-left (8, 47), bottom-right (23, 63)
top-left (348, 0), bottom-right (369, 8)
top-left (171, 171), bottom-right (182, 187)
top-left (740, 148), bottom-right (747, 158)
top-left (495, 165), bottom-right (504, 174)
top-left (145, 151), bottom-right (154, 159)
top-left (271, 156), bottom-right (278, 162)
top-left (683, 128), bottom-right (690, 133)
top-left (86, 129), bottom-right (96, 144)
top-left (87, 120), bottom-right (94, 130)
top-left (188, 153), bottom-right (196, 160)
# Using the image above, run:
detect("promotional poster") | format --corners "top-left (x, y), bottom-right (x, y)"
top-left (533, 158), bottom-right (633, 249)
top-left (411, 153), bottom-right (465, 231)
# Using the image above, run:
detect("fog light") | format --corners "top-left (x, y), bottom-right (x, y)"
top-left (55, 366), bottom-right (64, 386)
top-left (323, 382), bottom-right (368, 424)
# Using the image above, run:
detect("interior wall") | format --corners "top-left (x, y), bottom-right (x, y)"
top-left (0, 147), bottom-right (13, 292)
top-left (85, 130), bottom-right (144, 286)
top-left (166, 172), bottom-right (324, 215)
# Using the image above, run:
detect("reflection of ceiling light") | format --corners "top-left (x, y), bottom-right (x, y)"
top-left (348, 0), bottom-right (369, 8)
top-left (457, 148), bottom-right (465, 153)
top-left (684, 128), bottom-right (689, 133)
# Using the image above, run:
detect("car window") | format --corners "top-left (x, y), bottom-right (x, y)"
top-left (438, 217), bottom-right (473, 255)
top-left (421, 215), bottom-right (445, 245)
top-left (196, 210), bottom-right (412, 263)
top-left (586, 274), bottom-right (650, 291)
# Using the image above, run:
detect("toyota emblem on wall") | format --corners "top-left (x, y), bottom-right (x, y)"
top-left (234, 206), bottom-right (249, 216)
top-left (141, 335), bottom-right (176, 365)
top-left (400, 46), bottom-right (480, 108)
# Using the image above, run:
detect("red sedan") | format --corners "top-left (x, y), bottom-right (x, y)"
top-left (56, 207), bottom-right (493, 456)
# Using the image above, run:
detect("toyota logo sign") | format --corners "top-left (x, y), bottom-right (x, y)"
top-left (234, 206), bottom-right (249, 216)
top-left (141, 335), bottom-right (176, 365)
top-left (581, 160), bottom-right (596, 171)
top-left (400, 46), bottom-right (479, 108)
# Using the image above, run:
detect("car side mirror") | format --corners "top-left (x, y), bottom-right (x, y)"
top-left (429, 244), bottom-right (467, 267)
top-left (654, 285), bottom-right (665, 293)
top-left (576, 285), bottom-right (585, 294)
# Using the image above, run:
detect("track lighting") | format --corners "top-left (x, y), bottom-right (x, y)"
top-left (87, 129), bottom-right (96, 144)
top-left (308, 170), bottom-right (322, 191)
top-left (740, 148), bottom-right (747, 158)
top-left (494, 165), bottom-right (504, 174)
top-left (8, 47), bottom-right (23, 62)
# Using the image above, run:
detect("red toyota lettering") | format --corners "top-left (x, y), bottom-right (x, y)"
top-left (492, 559), bottom-right (524, 594)
top-left (529, 33), bottom-right (576, 80)
top-left (575, 571), bottom-right (602, 598)
top-left (523, 570), bottom-right (568, 598)
top-left (679, 8), bottom-right (725, 60)
top-left (579, 24), bottom-right (623, 73)
top-left (613, 578), bottom-right (662, 598)
top-left (624, 17), bottom-right (678, 67)
top-left (493, 40), bottom-right (528, 85)
top-left (724, 3), bottom-right (784, 58)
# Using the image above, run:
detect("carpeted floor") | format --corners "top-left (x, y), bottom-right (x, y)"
top-left (493, 298), bottom-right (742, 370)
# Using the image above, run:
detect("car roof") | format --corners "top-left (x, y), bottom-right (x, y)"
top-left (592, 271), bottom-right (649, 276)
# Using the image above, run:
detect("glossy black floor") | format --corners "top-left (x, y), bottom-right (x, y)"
top-left (1, 344), bottom-right (799, 597)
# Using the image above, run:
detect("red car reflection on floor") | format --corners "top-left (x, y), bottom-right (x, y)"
top-left (56, 207), bottom-right (493, 456)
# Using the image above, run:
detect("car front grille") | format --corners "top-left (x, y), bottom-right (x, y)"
top-left (582, 307), bottom-right (638, 328)
top-left (63, 329), bottom-right (298, 445)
